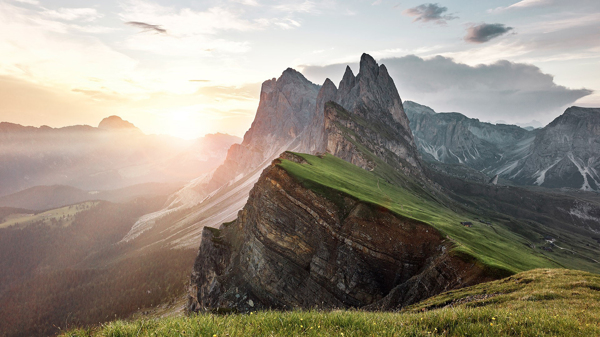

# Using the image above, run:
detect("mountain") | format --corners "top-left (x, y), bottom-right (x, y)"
top-left (97, 115), bottom-right (140, 131)
top-left (123, 54), bottom-right (424, 248)
top-left (0, 182), bottom-right (183, 211)
top-left (187, 55), bottom-right (600, 314)
top-left (499, 107), bottom-right (600, 191)
top-left (404, 101), bottom-right (534, 171)
top-left (121, 68), bottom-right (322, 245)
top-left (0, 196), bottom-right (197, 337)
top-left (0, 119), bottom-right (240, 196)
top-left (188, 153), bottom-right (496, 312)
top-left (405, 102), bottom-right (600, 192)
top-left (306, 55), bottom-right (423, 175)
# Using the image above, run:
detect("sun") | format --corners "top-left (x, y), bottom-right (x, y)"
top-left (164, 109), bottom-right (211, 140)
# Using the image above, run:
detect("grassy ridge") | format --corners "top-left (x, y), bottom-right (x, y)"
top-left (278, 153), bottom-right (565, 275)
top-left (61, 269), bottom-right (600, 336)
top-left (0, 201), bottom-right (98, 229)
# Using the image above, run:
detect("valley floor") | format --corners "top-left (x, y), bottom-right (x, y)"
top-left (61, 269), bottom-right (600, 336)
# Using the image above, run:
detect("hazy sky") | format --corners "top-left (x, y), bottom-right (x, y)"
top-left (1, 0), bottom-right (598, 138)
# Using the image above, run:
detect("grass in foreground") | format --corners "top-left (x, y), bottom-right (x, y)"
top-left (61, 269), bottom-right (600, 336)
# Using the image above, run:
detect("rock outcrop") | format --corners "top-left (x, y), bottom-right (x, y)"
top-left (304, 54), bottom-right (423, 175)
top-left (404, 101), bottom-right (533, 171)
top-left (126, 53), bottom-right (426, 247)
top-left (193, 68), bottom-right (321, 199)
top-left (405, 102), bottom-right (600, 191)
top-left (121, 69), bottom-right (321, 243)
top-left (506, 107), bottom-right (600, 191)
top-left (188, 153), bottom-right (490, 313)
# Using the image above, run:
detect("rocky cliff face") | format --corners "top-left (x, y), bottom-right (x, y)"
top-left (505, 107), bottom-right (600, 191)
top-left (188, 153), bottom-right (490, 312)
top-left (126, 54), bottom-right (425, 247)
top-left (304, 54), bottom-right (422, 174)
top-left (122, 69), bottom-right (321, 243)
top-left (405, 101), bottom-right (533, 171)
top-left (405, 102), bottom-right (600, 192)
top-left (193, 68), bottom-right (321, 199)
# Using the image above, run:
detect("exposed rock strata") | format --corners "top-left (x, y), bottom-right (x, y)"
top-left (304, 54), bottom-right (422, 174)
top-left (508, 107), bottom-right (600, 191)
top-left (188, 153), bottom-right (490, 313)
top-left (405, 102), bottom-right (600, 192)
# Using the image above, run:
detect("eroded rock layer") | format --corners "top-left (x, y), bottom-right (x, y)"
top-left (188, 153), bottom-right (490, 313)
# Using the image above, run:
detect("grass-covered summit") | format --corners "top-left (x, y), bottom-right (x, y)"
top-left (61, 268), bottom-right (600, 336)
top-left (278, 152), bottom-right (600, 276)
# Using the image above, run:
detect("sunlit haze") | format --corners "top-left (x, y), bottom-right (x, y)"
top-left (1, 0), bottom-right (598, 139)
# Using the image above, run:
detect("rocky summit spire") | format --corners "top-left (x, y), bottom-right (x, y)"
top-left (338, 66), bottom-right (355, 96)
top-left (299, 53), bottom-right (423, 174)
top-left (301, 78), bottom-right (338, 154)
top-left (358, 53), bottom-right (379, 79)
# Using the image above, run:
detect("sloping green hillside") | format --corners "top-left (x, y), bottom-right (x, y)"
top-left (278, 153), bottom-right (600, 275)
top-left (60, 269), bottom-right (600, 336)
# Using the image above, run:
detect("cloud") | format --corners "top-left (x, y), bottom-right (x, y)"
top-left (440, 13), bottom-right (600, 65)
top-left (465, 23), bottom-right (513, 43)
top-left (0, 2), bottom-right (137, 93)
top-left (490, 0), bottom-right (599, 12)
top-left (13, 0), bottom-right (39, 5)
top-left (300, 55), bottom-right (592, 124)
top-left (403, 3), bottom-right (457, 24)
top-left (0, 75), bottom-right (114, 128)
top-left (196, 83), bottom-right (262, 101)
top-left (231, 0), bottom-right (261, 6)
top-left (125, 21), bottom-right (167, 34)
top-left (42, 8), bottom-right (102, 22)
top-left (274, 1), bottom-right (318, 13)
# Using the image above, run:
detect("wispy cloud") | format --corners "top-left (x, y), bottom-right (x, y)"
top-left (42, 7), bottom-right (102, 22)
top-left (465, 23), bottom-right (513, 43)
top-left (490, 0), bottom-right (599, 13)
top-left (13, 0), bottom-right (39, 5)
top-left (231, 0), bottom-right (261, 6)
top-left (403, 3), bottom-right (457, 25)
top-left (490, 0), bottom-right (553, 12)
top-left (274, 1), bottom-right (318, 13)
top-left (125, 21), bottom-right (167, 34)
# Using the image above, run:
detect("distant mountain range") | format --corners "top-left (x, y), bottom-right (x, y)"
top-left (0, 116), bottom-right (241, 196)
top-left (405, 102), bottom-right (600, 191)
top-left (0, 182), bottom-right (183, 211)
top-left (186, 54), bottom-right (600, 314)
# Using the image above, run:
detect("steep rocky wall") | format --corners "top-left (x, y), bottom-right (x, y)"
top-left (302, 54), bottom-right (423, 175)
top-left (188, 153), bottom-right (491, 313)
top-left (510, 107), bottom-right (600, 191)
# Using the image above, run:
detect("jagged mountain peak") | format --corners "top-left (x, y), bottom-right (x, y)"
top-left (550, 106), bottom-right (600, 124)
top-left (358, 53), bottom-right (379, 76)
top-left (322, 78), bottom-right (337, 90)
top-left (338, 65), bottom-right (355, 93)
top-left (278, 67), bottom-right (314, 86)
top-left (403, 101), bottom-right (436, 116)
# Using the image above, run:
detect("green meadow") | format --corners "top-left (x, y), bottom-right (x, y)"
top-left (61, 269), bottom-right (600, 336)
top-left (278, 153), bottom-right (569, 275)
